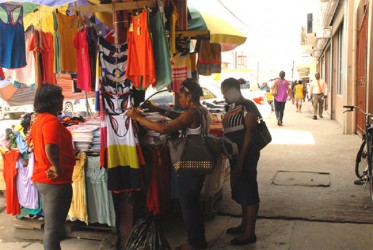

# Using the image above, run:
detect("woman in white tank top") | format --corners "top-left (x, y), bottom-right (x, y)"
top-left (127, 79), bottom-right (210, 249)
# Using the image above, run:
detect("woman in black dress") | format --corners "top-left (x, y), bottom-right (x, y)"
top-left (221, 77), bottom-right (261, 246)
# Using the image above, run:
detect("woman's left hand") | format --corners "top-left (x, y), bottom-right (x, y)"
top-left (126, 107), bottom-right (141, 122)
top-left (232, 161), bottom-right (244, 174)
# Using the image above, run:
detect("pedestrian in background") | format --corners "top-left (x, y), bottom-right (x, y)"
top-left (270, 71), bottom-right (293, 126)
top-left (220, 78), bottom-right (260, 246)
top-left (309, 72), bottom-right (328, 119)
top-left (294, 80), bottom-right (305, 112)
top-left (260, 82), bottom-right (269, 92)
top-left (30, 84), bottom-right (75, 250)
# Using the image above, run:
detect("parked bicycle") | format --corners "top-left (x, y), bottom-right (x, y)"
top-left (343, 105), bottom-right (373, 202)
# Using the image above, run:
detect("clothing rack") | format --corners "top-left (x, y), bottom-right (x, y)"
top-left (175, 30), bottom-right (210, 40)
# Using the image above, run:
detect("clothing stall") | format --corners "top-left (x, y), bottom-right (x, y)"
top-left (0, 0), bottom-right (246, 246)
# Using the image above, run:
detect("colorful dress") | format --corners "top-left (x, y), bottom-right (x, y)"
top-left (73, 27), bottom-right (92, 91)
top-left (98, 36), bottom-right (144, 191)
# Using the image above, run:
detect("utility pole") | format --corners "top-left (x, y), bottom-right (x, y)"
top-left (256, 60), bottom-right (260, 88)
top-left (291, 60), bottom-right (295, 81)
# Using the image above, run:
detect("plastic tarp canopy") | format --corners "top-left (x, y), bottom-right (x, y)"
top-left (0, 0), bottom-right (75, 7)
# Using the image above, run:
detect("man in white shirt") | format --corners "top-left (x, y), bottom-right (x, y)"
top-left (309, 72), bottom-right (328, 120)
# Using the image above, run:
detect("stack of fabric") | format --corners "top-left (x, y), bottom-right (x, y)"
top-left (90, 129), bottom-right (100, 151)
top-left (68, 125), bottom-right (100, 152)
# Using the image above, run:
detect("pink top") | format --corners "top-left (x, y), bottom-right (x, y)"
top-left (73, 27), bottom-right (92, 92)
top-left (274, 79), bottom-right (289, 102)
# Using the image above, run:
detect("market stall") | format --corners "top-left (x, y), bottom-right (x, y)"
top-left (0, 0), bottom-right (246, 247)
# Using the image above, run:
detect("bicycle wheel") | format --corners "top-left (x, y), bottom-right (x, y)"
top-left (369, 148), bottom-right (373, 203)
top-left (355, 140), bottom-right (367, 179)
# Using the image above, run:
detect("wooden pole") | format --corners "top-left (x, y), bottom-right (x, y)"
top-left (174, 0), bottom-right (188, 108)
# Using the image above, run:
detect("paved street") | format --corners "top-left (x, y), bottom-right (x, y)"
top-left (0, 101), bottom-right (373, 249)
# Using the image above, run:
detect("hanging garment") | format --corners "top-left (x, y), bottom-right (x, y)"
top-left (97, 36), bottom-right (129, 168)
top-left (68, 152), bottom-right (88, 224)
top-left (149, 11), bottom-right (172, 91)
top-left (144, 145), bottom-right (171, 216)
top-left (40, 32), bottom-right (56, 84)
top-left (126, 9), bottom-right (156, 90)
top-left (87, 26), bottom-right (98, 91)
top-left (4, 27), bottom-right (35, 85)
top-left (171, 53), bottom-right (192, 92)
top-left (1, 150), bottom-right (21, 216)
top-left (169, 0), bottom-right (178, 55)
top-left (73, 27), bottom-right (92, 91)
top-left (197, 41), bottom-right (222, 76)
top-left (53, 11), bottom-right (61, 74)
top-left (95, 52), bottom-right (101, 112)
top-left (0, 67), bottom-right (4, 80)
top-left (0, 3), bottom-right (26, 69)
top-left (16, 153), bottom-right (39, 210)
top-left (85, 156), bottom-right (116, 227)
top-left (56, 11), bottom-right (81, 73)
top-left (29, 29), bottom-right (43, 88)
top-left (98, 36), bottom-right (144, 191)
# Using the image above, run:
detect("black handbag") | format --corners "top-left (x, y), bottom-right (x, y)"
top-left (167, 108), bottom-right (222, 175)
top-left (255, 117), bottom-right (272, 150)
top-left (242, 103), bottom-right (272, 151)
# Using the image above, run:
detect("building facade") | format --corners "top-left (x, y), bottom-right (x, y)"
top-left (299, 0), bottom-right (372, 135)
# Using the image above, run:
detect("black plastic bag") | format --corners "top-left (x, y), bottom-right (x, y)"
top-left (125, 214), bottom-right (171, 250)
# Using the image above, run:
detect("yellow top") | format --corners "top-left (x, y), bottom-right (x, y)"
top-left (294, 84), bottom-right (304, 99)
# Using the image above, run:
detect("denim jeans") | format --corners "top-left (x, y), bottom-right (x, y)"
top-left (35, 183), bottom-right (72, 250)
top-left (274, 100), bottom-right (286, 123)
top-left (177, 174), bottom-right (206, 248)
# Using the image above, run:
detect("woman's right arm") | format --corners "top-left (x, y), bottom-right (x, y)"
top-left (141, 101), bottom-right (181, 119)
top-left (127, 107), bottom-right (196, 134)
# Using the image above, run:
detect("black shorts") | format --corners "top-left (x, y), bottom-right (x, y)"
top-left (230, 151), bottom-right (260, 205)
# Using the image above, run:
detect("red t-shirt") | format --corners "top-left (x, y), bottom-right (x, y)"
top-left (31, 113), bottom-right (75, 184)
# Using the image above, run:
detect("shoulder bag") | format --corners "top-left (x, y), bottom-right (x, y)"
top-left (242, 104), bottom-right (272, 151)
top-left (271, 80), bottom-right (279, 96)
top-left (167, 108), bottom-right (223, 175)
top-left (254, 116), bottom-right (272, 151)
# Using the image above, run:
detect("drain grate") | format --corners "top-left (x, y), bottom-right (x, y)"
top-left (272, 171), bottom-right (330, 187)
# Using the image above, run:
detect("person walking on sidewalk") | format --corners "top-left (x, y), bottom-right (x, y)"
top-left (270, 71), bottom-right (293, 126)
top-left (294, 80), bottom-right (305, 112)
top-left (220, 78), bottom-right (261, 246)
top-left (309, 72), bottom-right (328, 119)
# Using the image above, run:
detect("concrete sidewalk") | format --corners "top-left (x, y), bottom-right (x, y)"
top-left (1, 100), bottom-right (373, 249)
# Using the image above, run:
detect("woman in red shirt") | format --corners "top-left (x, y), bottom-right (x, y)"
top-left (30, 84), bottom-right (75, 250)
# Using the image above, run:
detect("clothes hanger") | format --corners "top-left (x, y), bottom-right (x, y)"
top-left (144, 5), bottom-right (152, 13)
